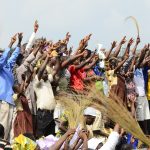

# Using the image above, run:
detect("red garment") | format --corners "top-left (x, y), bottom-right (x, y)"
top-left (68, 65), bottom-right (86, 91)
top-left (14, 94), bottom-right (33, 137)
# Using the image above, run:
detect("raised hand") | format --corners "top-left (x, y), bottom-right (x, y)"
top-left (124, 53), bottom-right (129, 59)
top-left (68, 46), bottom-right (73, 55)
top-left (144, 56), bottom-right (150, 64)
top-left (143, 44), bottom-right (149, 52)
top-left (127, 38), bottom-right (134, 46)
top-left (11, 33), bottom-right (17, 44)
top-left (34, 20), bottom-right (39, 33)
top-left (79, 39), bottom-right (85, 49)
top-left (63, 32), bottom-right (71, 44)
top-left (78, 130), bottom-right (89, 139)
top-left (120, 36), bottom-right (126, 45)
top-left (66, 32), bottom-right (71, 39)
top-left (84, 34), bottom-right (92, 42)
top-left (136, 36), bottom-right (140, 45)
top-left (18, 33), bottom-right (23, 43)
top-left (66, 129), bottom-right (76, 136)
top-left (111, 41), bottom-right (117, 49)
top-left (146, 44), bottom-right (150, 51)
top-left (94, 54), bottom-right (99, 60)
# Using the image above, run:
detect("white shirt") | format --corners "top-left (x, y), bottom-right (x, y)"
top-left (25, 32), bottom-right (36, 53)
top-left (100, 131), bottom-right (119, 150)
top-left (134, 68), bottom-right (145, 97)
top-left (33, 75), bottom-right (56, 110)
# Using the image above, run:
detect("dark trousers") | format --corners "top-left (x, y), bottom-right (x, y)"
top-left (36, 109), bottom-right (55, 138)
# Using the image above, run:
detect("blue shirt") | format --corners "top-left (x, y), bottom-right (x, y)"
top-left (0, 47), bottom-right (20, 105)
top-left (143, 66), bottom-right (149, 92)
top-left (127, 133), bottom-right (138, 149)
top-left (93, 64), bottom-right (104, 76)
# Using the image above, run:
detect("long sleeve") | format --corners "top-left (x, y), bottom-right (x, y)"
top-left (6, 47), bottom-right (20, 71)
top-left (0, 48), bottom-right (10, 69)
top-left (31, 51), bottom-right (42, 67)
top-left (16, 52), bottom-right (35, 84)
top-left (25, 32), bottom-right (36, 53)
top-left (100, 131), bottom-right (120, 150)
top-left (23, 52), bottom-right (35, 67)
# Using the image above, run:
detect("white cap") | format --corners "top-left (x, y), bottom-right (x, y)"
top-left (84, 107), bottom-right (97, 117)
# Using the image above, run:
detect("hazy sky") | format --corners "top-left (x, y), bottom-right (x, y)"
top-left (0, 0), bottom-right (150, 50)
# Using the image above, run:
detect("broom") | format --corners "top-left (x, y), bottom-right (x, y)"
top-left (56, 93), bottom-right (92, 129)
top-left (85, 85), bottom-right (150, 146)
top-left (125, 16), bottom-right (140, 37)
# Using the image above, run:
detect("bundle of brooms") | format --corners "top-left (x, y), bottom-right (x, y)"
top-left (57, 85), bottom-right (150, 146)
top-left (56, 92), bottom-right (92, 129)
top-left (88, 86), bottom-right (150, 146)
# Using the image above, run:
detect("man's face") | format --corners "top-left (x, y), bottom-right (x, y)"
top-left (61, 45), bottom-right (67, 53)
top-left (109, 60), bottom-right (117, 70)
top-left (74, 59), bottom-right (80, 65)
top-left (84, 115), bottom-right (96, 125)
top-left (42, 70), bottom-right (48, 81)
top-left (49, 57), bottom-right (57, 66)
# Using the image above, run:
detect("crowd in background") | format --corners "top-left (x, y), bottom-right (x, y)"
top-left (0, 21), bottom-right (150, 150)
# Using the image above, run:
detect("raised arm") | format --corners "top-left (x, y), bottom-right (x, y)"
top-left (37, 54), bottom-right (49, 80)
top-left (0, 48), bottom-right (10, 69)
top-left (70, 136), bottom-right (80, 150)
top-left (62, 32), bottom-right (71, 45)
top-left (8, 33), bottom-right (17, 48)
top-left (78, 131), bottom-right (88, 150)
top-left (141, 56), bottom-right (150, 67)
top-left (100, 124), bottom-right (120, 150)
top-left (52, 57), bottom-right (61, 77)
top-left (75, 34), bottom-right (92, 54)
top-left (6, 33), bottom-right (23, 70)
top-left (25, 20), bottom-right (39, 53)
top-left (122, 38), bottom-right (134, 59)
top-left (135, 45), bottom-right (147, 69)
top-left (145, 45), bottom-right (150, 58)
top-left (61, 52), bottom-right (84, 68)
top-left (0, 34), bottom-right (17, 68)
top-left (113, 36), bottom-right (126, 57)
top-left (114, 54), bottom-right (129, 73)
top-left (84, 56), bottom-right (99, 71)
top-left (131, 36), bottom-right (140, 55)
top-left (129, 56), bottom-right (136, 72)
top-left (75, 52), bottom-right (94, 70)
top-left (49, 129), bottom-right (75, 150)
top-left (105, 41), bottom-right (117, 61)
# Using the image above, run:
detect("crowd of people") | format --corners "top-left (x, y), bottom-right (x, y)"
top-left (0, 20), bottom-right (150, 150)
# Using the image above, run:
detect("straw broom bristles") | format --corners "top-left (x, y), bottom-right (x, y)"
top-left (56, 85), bottom-right (150, 146)
top-left (85, 86), bottom-right (150, 146)
top-left (56, 93), bottom-right (92, 129)
top-left (125, 16), bottom-right (140, 36)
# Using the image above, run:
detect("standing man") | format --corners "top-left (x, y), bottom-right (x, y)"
top-left (0, 33), bottom-right (23, 140)
top-left (33, 53), bottom-right (60, 138)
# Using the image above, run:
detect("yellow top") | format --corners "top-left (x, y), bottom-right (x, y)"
top-left (12, 134), bottom-right (37, 150)
top-left (106, 70), bottom-right (117, 88)
top-left (51, 50), bottom-right (58, 57)
top-left (147, 70), bottom-right (150, 100)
